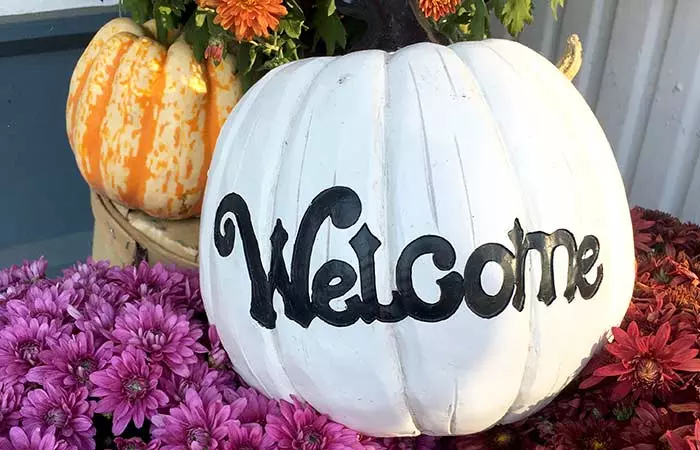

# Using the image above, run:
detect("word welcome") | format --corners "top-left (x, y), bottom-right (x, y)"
top-left (213, 186), bottom-right (604, 329)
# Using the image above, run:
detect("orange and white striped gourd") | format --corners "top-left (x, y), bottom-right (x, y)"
top-left (66, 17), bottom-right (242, 220)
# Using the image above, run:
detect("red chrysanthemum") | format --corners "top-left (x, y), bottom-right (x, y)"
top-left (620, 400), bottom-right (683, 448)
top-left (623, 299), bottom-right (677, 337)
top-left (451, 425), bottom-right (524, 449)
top-left (660, 284), bottom-right (700, 314)
top-left (666, 420), bottom-right (700, 450)
top-left (580, 321), bottom-right (700, 401)
top-left (631, 207), bottom-right (657, 254)
top-left (551, 416), bottom-right (622, 450)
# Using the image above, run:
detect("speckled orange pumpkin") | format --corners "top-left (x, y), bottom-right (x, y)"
top-left (66, 17), bottom-right (242, 220)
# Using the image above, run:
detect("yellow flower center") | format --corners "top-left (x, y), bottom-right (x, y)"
top-left (636, 358), bottom-right (661, 384)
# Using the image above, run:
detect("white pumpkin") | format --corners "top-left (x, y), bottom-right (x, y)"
top-left (199, 38), bottom-right (636, 437)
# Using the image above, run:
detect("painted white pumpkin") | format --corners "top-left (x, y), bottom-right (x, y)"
top-left (199, 38), bottom-right (636, 437)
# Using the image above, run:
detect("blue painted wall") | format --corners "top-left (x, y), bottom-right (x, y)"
top-left (0, 7), bottom-right (120, 276)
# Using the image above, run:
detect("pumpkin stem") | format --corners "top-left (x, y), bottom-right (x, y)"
top-left (336, 0), bottom-right (443, 52)
top-left (556, 34), bottom-right (583, 81)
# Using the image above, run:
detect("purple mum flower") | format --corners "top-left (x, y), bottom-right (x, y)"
top-left (20, 384), bottom-right (95, 449)
top-left (0, 426), bottom-right (69, 450)
top-left (357, 436), bottom-right (386, 450)
top-left (228, 423), bottom-right (275, 450)
top-left (112, 301), bottom-right (206, 377)
top-left (159, 360), bottom-right (235, 408)
top-left (0, 381), bottom-right (24, 433)
top-left (151, 387), bottom-right (247, 450)
top-left (114, 437), bottom-right (162, 450)
top-left (26, 331), bottom-right (113, 391)
top-left (232, 387), bottom-right (279, 426)
top-left (381, 437), bottom-right (438, 450)
top-left (0, 258), bottom-right (48, 286)
top-left (5, 284), bottom-right (73, 326)
top-left (0, 317), bottom-right (69, 383)
top-left (66, 293), bottom-right (116, 344)
top-left (90, 348), bottom-right (169, 435)
top-left (107, 261), bottom-right (185, 302)
top-left (266, 397), bottom-right (363, 450)
top-left (0, 258), bottom-right (51, 307)
top-left (62, 258), bottom-right (110, 282)
top-left (179, 268), bottom-right (204, 314)
top-left (61, 258), bottom-right (112, 307)
top-left (207, 326), bottom-right (231, 370)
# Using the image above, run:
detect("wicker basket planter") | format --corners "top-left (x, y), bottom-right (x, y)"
top-left (90, 191), bottom-right (200, 270)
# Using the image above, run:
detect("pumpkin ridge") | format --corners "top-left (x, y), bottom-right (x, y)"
top-left (66, 19), bottom-right (142, 145)
top-left (67, 19), bottom-right (145, 158)
top-left (448, 42), bottom-right (537, 424)
top-left (67, 60), bottom-right (94, 172)
top-left (123, 43), bottom-right (168, 209)
top-left (474, 44), bottom-right (544, 417)
top-left (267, 58), bottom-right (337, 402)
top-left (383, 49), bottom-right (420, 434)
top-left (194, 58), bottom-right (221, 217)
top-left (80, 32), bottom-right (138, 194)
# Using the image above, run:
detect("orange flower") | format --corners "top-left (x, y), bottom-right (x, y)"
top-left (418, 0), bottom-right (459, 21)
top-left (211, 0), bottom-right (288, 41)
top-left (196, 0), bottom-right (222, 8)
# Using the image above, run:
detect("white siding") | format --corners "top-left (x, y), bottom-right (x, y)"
top-left (492, 0), bottom-right (700, 223)
top-left (0, 0), bottom-right (118, 16)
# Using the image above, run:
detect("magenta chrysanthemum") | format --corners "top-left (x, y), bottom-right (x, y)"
top-left (266, 397), bottom-right (363, 450)
top-left (0, 381), bottom-right (24, 433)
top-left (19, 384), bottom-right (95, 449)
top-left (0, 258), bottom-right (48, 287)
top-left (90, 348), bottom-right (169, 435)
top-left (159, 360), bottom-right (235, 407)
top-left (61, 258), bottom-right (110, 283)
top-left (112, 301), bottom-right (206, 377)
top-left (107, 262), bottom-right (186, 302)
top-left (61, 258), bottom-right (112, 307)
top-left (26, 331), bottom-right (113, 391)
top-left (0, 259), bottom-right (50, 309)
top-left (5, 284), bottom-right (73, 325)
top-left (233, 387), bottom-right (279, 426)
top-left (229, 423), bottom-right (275, 450)
top-left (207, 325), bottom-right (231, 370)
top-left (114, 437), bottom-right (162, 450)
top-left (0, 426), bottom-right (69, 450)
top-left (151, 387), bottom-right (246, 450)
top-left (0, 317), bottom-right (69, 383)
top-left (66, 293), bottom-right (116, 344)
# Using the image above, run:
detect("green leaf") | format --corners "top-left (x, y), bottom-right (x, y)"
top-left (469, 0), bottom-right (488, 40)
top-left (550, 0), bottom-right (564, 20)
top-left (238, 43), bottom-right (260, 75)
top-left (278, 0), bottom-right (305, 39)
top-left (279, 18), bottom-right (304, 39)
top-left (120, 0), bottom-right (152, 23)
top-left (500, 0), bottom-right (533, 36)
top-left (312, 0), bottom-right (346, 56)
top-left (183, 12), bottom-right (212, 61)
top-left (195, 12), bottom-right (207, 27)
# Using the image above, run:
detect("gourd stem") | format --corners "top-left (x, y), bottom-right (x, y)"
top-left (556, 34), bottom-right (583, 81)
